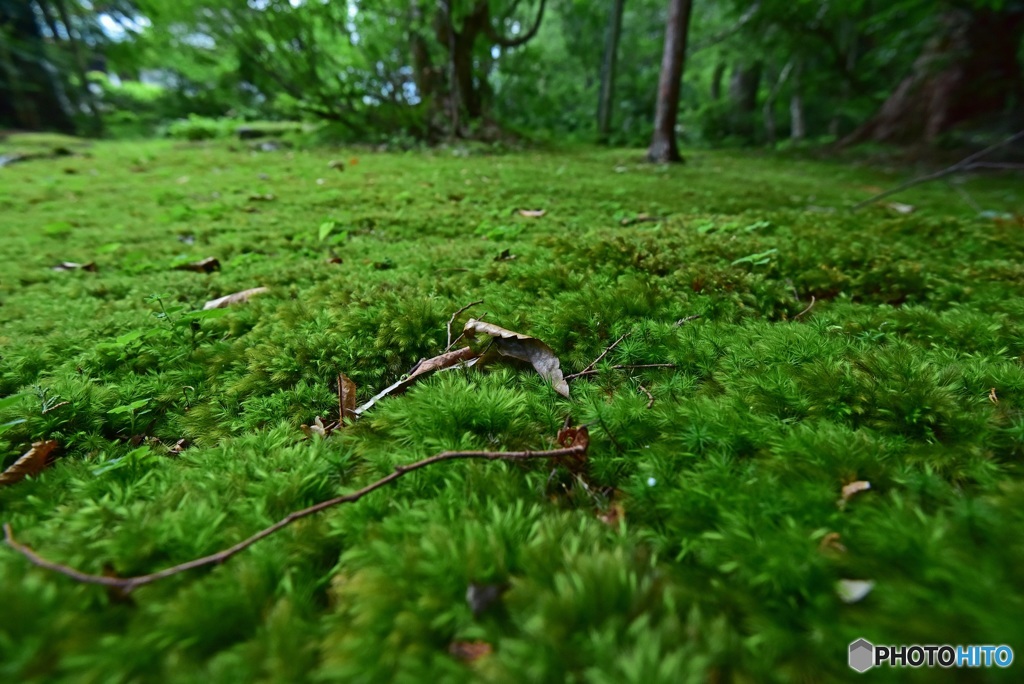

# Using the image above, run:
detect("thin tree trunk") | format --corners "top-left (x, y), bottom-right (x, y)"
top-left (710, 62), bottom-right (725, 100)
top-left (647, 0), bottom-right (694, 163)
top-left (790, 60), bottom-right (806, 141)
top-left (763, 60), bottom-right (793, 147)
top-left (48, 0), bottom-right (103, 136)
top-left (597, 0), bottom-right (626, 143)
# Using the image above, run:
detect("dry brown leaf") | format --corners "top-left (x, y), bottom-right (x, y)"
top-left (449, 640), bottom-right (493, 662)
top-left (203, 286), bottom-right (269, 310)
top-left (819, 532), bottom-right (847, 554)
top-left (463, 319), bottom-right (569, 397)
top-left (885, 202), bottom-right (915, 215)
top-left (518, 209), bottom-right (546, 218)
top-left (337, 373), bottom-right (357, 426)
top-left (52, 261), bottom-right (96, 272)
top-left (0, 440), bottom-right (59, 487)
top-left (300, 417), bottom-right (329, 439)
top-left (598, 501), bottom-right (625, 527)
top-left (174, 257), bottom-right (220, 273)
top-left (839, 480), bottom-right (871, 508)
top-left (354, 347), bottom-right (477, 416)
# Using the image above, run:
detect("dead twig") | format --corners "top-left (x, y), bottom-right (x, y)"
top-left (852, 130), bottom-right (1024, 211)
top-left (565, 363), bottom-right (676, 380)
top-left (674, 314), bottom-right (702, 326)
top-left (40, 401), bottom-right (69, 415)
top-left (794, 296), bottom-right (816, 319)
top-left (3, 430), bottom-right (588, 592)
top-left (446, 300), bottom-right (484, 350)
top-left (638, 385), bottom-right (655, 409)
top-left (574, 332), bottom-right (631, 379)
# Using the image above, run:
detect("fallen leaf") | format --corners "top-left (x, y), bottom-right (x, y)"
top-left (349, 157), bottom-right (359, 166)
top-left (337, 373), bottom-right (357, 426)
top-left (819, 532), bottom-right (847, 554)
top-left (494, 249), bottom-right (516, 261)
top-left (620, 213), bottom-right (662, 226)
top-left (354, 347), bottom-right (477, 416)
top-left (300, 416), bottom-right (329, 439)
top-left (0, 440), bottom-right (59, 487)
top-left (598, 501), bottom-right (625, 527)
top-left (167, 439), bottom-right (189, 456)
top-left (463, 319), bottom-right (570, 397)
top-left (518, 209), bottom-right (546, 218)
top-left (839, 480), bottom-right (871, 508)
top-left (836, 579), bottom-right (875, 604)
top-left (326, 256), bottom-right (343, 264)
top-left (248, 193), bottom-right (275, 202)
top-left (466, 582), bottom-right (507, 617)
top-left (203, 287), bottom-right (269, 310)
top-left (52, 261), bottom-right (97, 272)
top-left (885, 202), bottom-right (915, 215)
top-left (174, 257), bottom-right (220, 273)
top-left (449, 640), bottom-right (493, 662)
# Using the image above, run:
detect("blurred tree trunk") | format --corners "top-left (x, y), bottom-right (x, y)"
top-left (0, 0), bottom-right (74, 132)
top-left (46, 0), bottom-right (104, 136)
top-left (728, 61), bottom-right (761, 141)
top-left (436, 0), bottom-right (547, 134)
top-left (597, 0), bottom-right (626, 143)
top-left (763, 61), bottom-right (793, 146)
top-left (790, 60), bottom-right (805, 141)
top-left (841, 7), bottom-right (1024, 147)
top-left (647, 0), bottom-right (694, 163)
top-left (710, 63), bottom-right (725, 100)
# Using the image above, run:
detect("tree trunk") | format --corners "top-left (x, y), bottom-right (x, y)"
top-left (596, 0), bottom-right (626, 143)
top-left (710, 62), bottom-right (725, 100)
top-left (727, 61), bottom-right (761, 141)
top-left (48, 0), bottom-right (103, 136)
top-left (0, 0), bottom-right (74, 132)
top-left (841, 7), bottom-right (1024, 147)
top-left (763, 61), bottom-right (793, 147)
top-left (790, 60), bottom-right (805, 141)
top-left (647, 0), bottom-right (694, 163)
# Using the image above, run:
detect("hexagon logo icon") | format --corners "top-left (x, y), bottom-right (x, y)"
top-left (849, 638), bottom-right (875, 673)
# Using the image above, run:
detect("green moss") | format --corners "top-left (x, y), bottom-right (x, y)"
top-left (0, 136), bottom-right (1022, 682)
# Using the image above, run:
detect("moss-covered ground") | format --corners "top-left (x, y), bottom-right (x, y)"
top-left (1, 134), bottom-right (1023, 683)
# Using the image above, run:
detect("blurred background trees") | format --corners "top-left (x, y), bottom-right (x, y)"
top-left (1, 0), bottom-right (1021, 150)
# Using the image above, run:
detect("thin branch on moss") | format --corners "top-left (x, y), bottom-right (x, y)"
top-left (674, 314), bottom-right (702, 326)
top-left (573, 332), bottom-right (631, 379)
top-left (566, 363), bottom-right (676, 380)
top-left (3, 432), bottom-right (588, 593)
top-left (638, 385), bottom-right (655, 408)
top-left (794, 296), bottom-right (816, 319)
top-left (446, 300), bottom-right (484, 350)
top-left (852, 130), bottom-right (1024, 211)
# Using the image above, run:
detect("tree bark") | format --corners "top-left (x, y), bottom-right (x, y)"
top-left (710, 62), bottom-right (725, 100)
top-left (840, 7), bottom-right (1024, 147)
top-left (48, 0), bottom-right (103, 136)
top-left (790, 60), bottom-right (805, 141)
top-left (763, 61), bottom-right (793, 146)
top-left (647, 0), bottom-right (694, 163)
top-left (597, 0), bottom-right (626, 143)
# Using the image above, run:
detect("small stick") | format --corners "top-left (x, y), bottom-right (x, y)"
top-left (3, 435), bottom-right (588, 592)
top-left (674, 314), bottom-right (702, 326)
top-left (446, 300), bottom-right (484, 349)
top-left (41, 401), bottom-right (69, 415)
top-left (638, 385), bottom-right (655, 409)
top-left (794, 296), bottom-right (816, 319)
top-left (575, 332), bottom-right (631, 379)
top-left (565, 363), bottom-right (677, 380)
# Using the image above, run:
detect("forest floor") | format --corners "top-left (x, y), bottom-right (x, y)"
top-left (1, 133), bottom-right (1023, 683)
